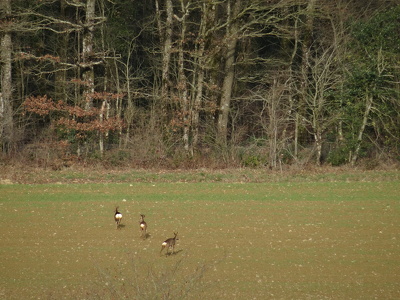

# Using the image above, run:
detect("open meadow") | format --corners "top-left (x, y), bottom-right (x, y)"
top-left (1, 169), bottom-right (400, 299)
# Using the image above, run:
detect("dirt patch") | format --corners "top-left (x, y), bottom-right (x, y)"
top-left (0, 179), bottom-right (13, 184)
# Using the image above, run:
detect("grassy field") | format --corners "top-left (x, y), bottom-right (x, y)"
top-left (1, 170), bottom-right (400, 299)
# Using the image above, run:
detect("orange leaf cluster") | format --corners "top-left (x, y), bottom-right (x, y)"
top-left (15, 52), bottom-right (61, 63)
top-left (23, 95), bottom-right (125, 135)
top-left (38, 54), bottom-right (61, 63)
top-left (66, 105), bottom-right (98, 118)
top-left (24, 95), bottom-right (64, 116)
top-left (56, 117), bottom-right (124, 133)
top-left (90, 91), bottom-right (125, 100)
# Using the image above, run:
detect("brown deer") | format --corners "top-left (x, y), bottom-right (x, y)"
top-left (160, 232), bottom-right (178, 256)
top-left (139, 214), bottom-right (147, 239)
top-left (114, 207), bottom-right (122, 229)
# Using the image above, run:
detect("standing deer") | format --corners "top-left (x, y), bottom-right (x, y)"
top-left (139, 214), bottom-right (147, 239)
top-left (114, 207), bottom-right (122, 229)
top-left (160, 232), bottom-right (178, 256)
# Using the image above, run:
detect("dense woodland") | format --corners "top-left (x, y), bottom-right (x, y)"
top-left (0, 0), bottom-right (399, 169)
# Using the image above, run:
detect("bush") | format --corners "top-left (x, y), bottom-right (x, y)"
top-left (327, 146), bottom-right (350, 166)
top-left (86, 257), bottom-right (220, 300)
top-left (107, 150), bottom-right (132, 167)
top-left (241, 154), bottom-right (266, 167)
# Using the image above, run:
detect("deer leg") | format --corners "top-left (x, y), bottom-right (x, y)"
top-left (160, 244), bottom-right (166, 256)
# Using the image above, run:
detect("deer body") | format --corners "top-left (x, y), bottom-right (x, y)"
top-left (160, 232), bottom-right (178, 256)
top-left (114, 207), bottom-right (122, 229)
top-left (139, 214), bottom-right (147, 238)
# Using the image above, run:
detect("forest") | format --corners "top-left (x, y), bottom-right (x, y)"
top-left (0, 0), bottom-right (399, 170)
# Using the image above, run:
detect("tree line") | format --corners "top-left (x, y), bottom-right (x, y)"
top-left (1, 0), bottom-right (399, 169)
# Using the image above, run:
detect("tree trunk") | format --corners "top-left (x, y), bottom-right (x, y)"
top-left (191, 52), bottom-right (205, 152)
top-left (300, 0), bottom-right (317, 88)
top-left (351, 92), bottom-right (373, 165)
top-left (268, 89), bottom-right (278, 169)
top-left (0, 0), bottom-right (13, 153)
top-left (264, 79), bottom-right (288, 169)
top-left (217, 0), bottom-right (240, 146)
top-left (314, 129), bottom-right (322, 166)
top-left (177, 0), bottom-right (190, 154)
top-left (122, 45), bottom-right (134, 148)
top-left (82, 0), bottom-right (95, 110)
top-left (55, 0), bottom-right (68, 102)
top-left (288, 15), bottom-right (300, 160)
top-left (160, 0), bottom-right (173, 115)
top-left (99, 101), bottom-right (105, 155)
top-left (297, 0), bottom-right (318, 160)
top-left (192, 1), bottom-right (215, 153)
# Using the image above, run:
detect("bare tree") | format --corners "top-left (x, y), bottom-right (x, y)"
top-left (254, 78), bottom-right (291, 169)
top-left (289, 0), bottom-right (318, 161)
top-left (217, 0), bottom-right (241, 146)
top-left (175, 0), bottom-right (191, 153)
top-left (191, 0), bottom-right (217, 153)
top-left (303, 43), bottom-right (342, 165)
top-left (157, 0), bottom-right (174, 115)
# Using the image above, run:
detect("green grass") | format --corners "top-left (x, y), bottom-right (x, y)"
top-left (1, 173), bottom-right (400, 299)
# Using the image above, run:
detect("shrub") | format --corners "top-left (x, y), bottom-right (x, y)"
top-left (327, 146), bottom-right (350, 166)
top-left (86, 257), bottom-right (220, 300)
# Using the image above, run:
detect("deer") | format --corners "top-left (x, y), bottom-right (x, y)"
top-left (160, 232), bottom-right (179, 256)
top-left (114, 207), bottom-right (122, 229)
top-left (139, 214), bottom-right (147, 239)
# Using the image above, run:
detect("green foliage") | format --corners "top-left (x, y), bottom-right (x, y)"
top-left (352, 6), bottom-right (400, 56)
top-left (241, 154), bottom-right (265, 167)
top-left (339, 6), bottom-right (400, 160)
top-left (327, 144), bottom-right (353, 166)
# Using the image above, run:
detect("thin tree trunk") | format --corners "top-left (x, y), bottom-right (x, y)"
top-left (266, 79), bottom-right (287, 169)
top-left (268, 88), bottom-right (278, 168)
top-left (192, 56), bottom-right (205, 152)
top-left (288, 15), bottom-right (300, 160)
top-left (160, 0), bottom-right (173, 116)
top-left (99, 101), bottom-right (105, 156)
top-left (55, 0), bottom-right (68, 102)
top-left (0, 0), bottom-right (13, 153)
top-left (298, 0), bottom-right (317, 163)
top-left (300, 0), bottom-right (317, 85)
top-left (123, 46), bottom-right (134, 148)
top-left (82, 0), bottom-right (95, 110)
top-left (312, 89), bottom-right (322, 166)
top-left (314, 129), bottom-right (322, 166)
top-left (177, 0), bottom-right (190, 153)
top-left (351, 92), bottom-right (373, 165)
top-left (191, 1), bottom-right (215, 153)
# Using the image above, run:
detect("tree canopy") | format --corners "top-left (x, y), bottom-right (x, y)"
top-left (1, 0), bottom-right (399, 169)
